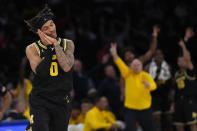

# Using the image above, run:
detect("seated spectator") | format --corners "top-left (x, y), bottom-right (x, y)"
top-left (83, 96), bottom-right (120, 131)
top-left (98, 64), bottom-right (123, 120)
top-left (4, 99), bottom-right (26, 121)
top-left (68, 99), bottom-right (93, 131)
top-left (14, 57), bottom-right (33, 120)
top-left (73, 59), bottom-right (93, 102)
top-left (145, 49), bottom-right (172, 131)
top-left (78, 99), bottom-right (94, 124)
top-left (69, 102), bottom-right (81, 125)
top-left (0, 82), bottom-right (12, 120)
top-left (14, 76), bottom-right (32, 119)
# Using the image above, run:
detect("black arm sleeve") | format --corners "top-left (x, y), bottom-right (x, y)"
top-left (35, 45), bottom-right (53, 78)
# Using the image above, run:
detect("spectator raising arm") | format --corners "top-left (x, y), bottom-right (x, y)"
top-left (178, 40), bottom-right (193, 70)
top-left (139, 25), bottom-right (160, 63)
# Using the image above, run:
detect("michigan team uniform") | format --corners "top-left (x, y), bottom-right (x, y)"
top-left (26, 38), bottom-right (73, 131)
top-left (174, 69), bottom-right (197, 125)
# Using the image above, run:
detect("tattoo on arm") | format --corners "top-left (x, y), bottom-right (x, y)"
top-left (54, 40), bottom-right (75, 72)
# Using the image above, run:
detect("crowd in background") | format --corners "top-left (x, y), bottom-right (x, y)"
top-left (1, 0), bottom-right (197, 131)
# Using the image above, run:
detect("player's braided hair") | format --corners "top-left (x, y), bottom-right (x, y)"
top-left (24, 4), bottom-right (54, 33)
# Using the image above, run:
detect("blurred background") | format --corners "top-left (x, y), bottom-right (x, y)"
top-left (0, 0), bottom-right (197, 86)
top-left (1, 0), bottom-right (197, 130)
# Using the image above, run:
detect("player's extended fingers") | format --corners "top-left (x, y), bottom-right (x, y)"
top-left (39, 31), bottom-right (53, 44)
top-left (37, 33), bottom-right (46, 43)
top-left (37, 29), bottom-right (44, 37)
top-left (43, 35), bottom-right (52, 44)
top-left (39, 31), bottom-right (55, 43)
top-left (37, 30), bottom-right (42, 38)
top-left (42, 32), bottom-right (57, 43)
top-left (40, 33), bottom-right (51, 45)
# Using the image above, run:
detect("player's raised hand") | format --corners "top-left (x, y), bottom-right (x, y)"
top-left (37, 29), bottom-right (58, 46)
top-left (152, 25), bottom-right (160, 37)
top-left (42, 32), bottom-right (58, 45)
top-left (37, 29), bottom-right (53, 46)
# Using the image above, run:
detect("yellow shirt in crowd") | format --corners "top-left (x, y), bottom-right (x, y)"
top-left (69, 113), bottom-right (86, 125)
top-left (114, 57), bottom-right (157, 110)
top-left (83, 107), bottom-right (116, 131)
top-left (15, 78), bottom-right (32, 119)
top-left (77, 113), bottom-right (86, 124)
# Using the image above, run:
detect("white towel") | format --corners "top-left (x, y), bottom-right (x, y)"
top-left (68, 124), bottom-right (84, 131)
top-left (149, 59), bottom-right (171, 80)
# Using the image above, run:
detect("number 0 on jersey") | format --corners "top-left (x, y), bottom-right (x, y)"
top-left (50, 62), bottom-right (58, 76)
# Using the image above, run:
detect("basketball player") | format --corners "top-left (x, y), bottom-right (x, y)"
top-left (25, 5), bottom-right (74, 131)
top-left (173, 40), bottom-right (197, 131)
